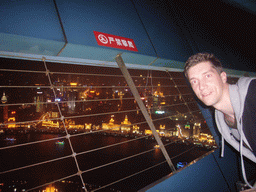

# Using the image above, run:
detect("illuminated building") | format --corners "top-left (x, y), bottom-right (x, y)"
top-left (1, 92), bottom-right (8, 128)
top-left (153, 83), bottom-right (164, 98)
top-left (43, 184), bottom-right (58, 192)
top-left (172, 128), bottom-right (178, 137)
top-left (8, 117), bottom-right (16, 128)
top-left (51, 112), bottom-right (59, 118)
top-left (198, 133), bottom-right (216, 144)
top-left (64, 119), bottom-right (83, 129)
top-left (118, 91), bottom-right (124, 105)
top-left (159, 125), bottom-right (166, 136)
top-left (42, 120), bottom-right (59, 128)
top-left (193, 123), bottom-right (201, 139)
top-left (39, 112), bottom-right (61, 128)
top-left (199, 133), bottom-right (208, 142)
top-left (160, 125), bottom-right (165, 130)
top-left (207, 135), bottom-right (216, 144)
top-left (102, 115), bottom-right (120, 131)
top-left (145, 129), bottom-right (159, 135)
top-left (176, 125), bottom-right (183, 138)
top-left (120, 115), bottom-right (131, 133)
top-left (92, 125), bottom-right (100, 130)
top-left (67, 96), bottom-right (76, 114)
top-left (35, 87), bottom-right (44, 113)
top-left (70, 82), bottom-right (77, 86)
top-left (152, 83), bottom-right (165, 113)
top-left (170, 112), bottom-right (188, 121)
top-left (185, 124), bottom-right (190, 129)
top-left (69, 124), bottom-right (84, 129)
top-left (132, 125), bottom-right (140, 134)
top-left (85, 123), bottom-right (92, 130)
top-left (145, 129), bottom-right (152, 135)
top-left (67, 82), bottom-right (78, 114)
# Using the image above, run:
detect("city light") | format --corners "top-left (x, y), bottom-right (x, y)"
top-left (70, 82), bottom-right (77, 86)
top-left (43, 184), bottom-right (58, 192)
top-left (155, 111), bottom-right (165, 114)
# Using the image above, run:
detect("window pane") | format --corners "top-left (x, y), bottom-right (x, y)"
top-left (0, 57), bottom-right (216, 192)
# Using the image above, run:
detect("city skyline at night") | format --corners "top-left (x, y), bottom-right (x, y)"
top-left (0, 57), bottom-right (214, 144)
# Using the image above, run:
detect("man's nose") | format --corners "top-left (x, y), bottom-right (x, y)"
top-left (199, 81), bottom-right (207, 90)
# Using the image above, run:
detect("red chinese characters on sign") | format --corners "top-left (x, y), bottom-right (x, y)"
top-left (93, 31), bottom-right (138, 52)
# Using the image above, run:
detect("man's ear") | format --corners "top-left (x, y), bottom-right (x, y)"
top-left (220, 71), bottom-right (227, 83)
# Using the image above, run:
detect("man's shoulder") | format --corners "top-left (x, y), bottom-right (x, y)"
top-left (249, 78), bottom-right (256, 87)
top-left (236, 77), bottom-right (256, 94)
top-left (247, 79), bottom-right (256, 95)
top-left (237, 77), bottom-right (256, 86)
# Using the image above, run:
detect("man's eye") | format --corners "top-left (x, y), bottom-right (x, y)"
top-left (191, 80), bottom-right (197, 84)
top-left (206, 74), bottom-right (212, 78)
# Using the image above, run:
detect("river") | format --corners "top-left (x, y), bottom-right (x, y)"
top-left (0, 131), bottom-right (212, 191)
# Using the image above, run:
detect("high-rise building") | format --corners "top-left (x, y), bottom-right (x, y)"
top-left (1, 92), bottom-right (8, 128)
top-left (35, 87), bottom-right (44, 113)
top-left (102, 115), bottom-right (120, 132)
top-left (193, 123), bottom-right (201, 139)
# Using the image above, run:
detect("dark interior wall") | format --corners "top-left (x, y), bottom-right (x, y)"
top-left (1, 0), bottom-right (255, 72)
top-left (134, 0), bottom-right (256, 72)
top-left (145, 145), bottom-right (256, 192)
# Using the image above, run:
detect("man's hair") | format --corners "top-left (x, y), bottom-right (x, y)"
top-left (184, 53), bottom-right (223, 79)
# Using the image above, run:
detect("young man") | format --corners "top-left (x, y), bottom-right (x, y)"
top-left (184, 52), bottom-right (256, 187)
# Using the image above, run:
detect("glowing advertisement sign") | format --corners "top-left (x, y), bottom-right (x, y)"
top-left (93, 31), bottom-right (138, 52)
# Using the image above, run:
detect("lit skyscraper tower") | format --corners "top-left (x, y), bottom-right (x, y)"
top-left (1, 92), bottom-right (8, 128)
top-left (35, 87), bottom-right (44, 113)
top-left (193, 123), bottom-right (201, 139)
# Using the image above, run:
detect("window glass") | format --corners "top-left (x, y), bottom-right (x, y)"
top-left (0, 57), bottom-right (216, 192)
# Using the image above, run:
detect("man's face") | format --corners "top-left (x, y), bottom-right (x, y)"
top-left (187, 61), bottom-right (227, 107)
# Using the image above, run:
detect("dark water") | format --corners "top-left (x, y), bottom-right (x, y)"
top-left (0, 132), bottom-right (211, 191)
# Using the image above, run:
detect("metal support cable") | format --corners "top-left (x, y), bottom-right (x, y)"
top-left (0, 68), bottom-right (46, 74)
top-left (166, 70), bottom-right (197, 122)
top-left (115, 54), bottom-right (176, 172)
top-left (0, 134), bottom-right (67, 151)
top-left (81, 147), bottom-right (157, 175)
top-left (75, 134), bottom-right (148, 157)
top-left (0, 134), bottom-right (147, 176)
top-left (26, 172), bottom-right (78, 192)
top-left (0, 154), bottom-right (73, 175)
top-left (0, 84), bottom-right (186, 90)
top-left (92, 160), bottom-right (167, 192)
top-left (92, 140), bottom-right (198, 192)
top-left (0, 92), bottom-right (194, 108)
top-left (0, 65), bottom-right (184, 80)
top-left (42, 57), bottom-right (88, 192)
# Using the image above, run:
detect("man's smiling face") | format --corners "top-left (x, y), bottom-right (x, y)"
top-left (187, 61), bottom-right (227, 107)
